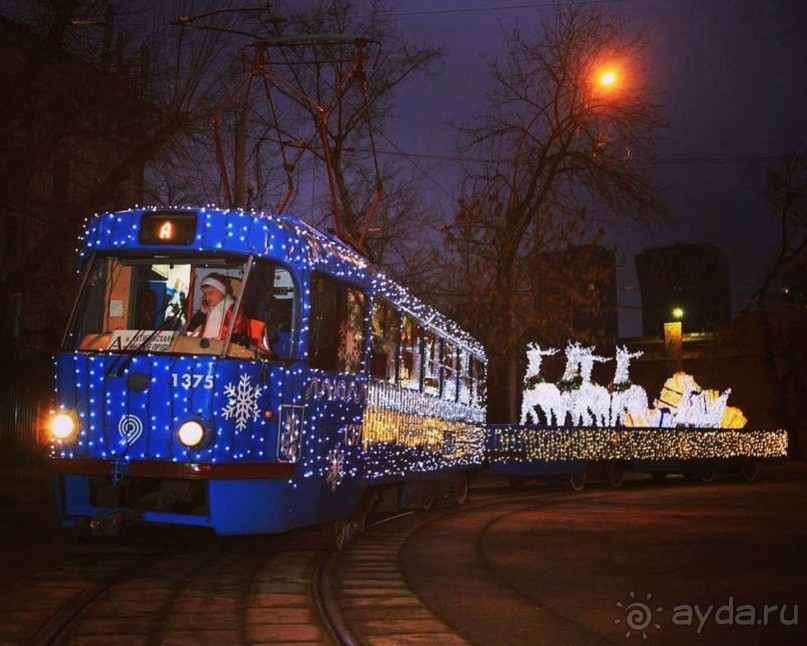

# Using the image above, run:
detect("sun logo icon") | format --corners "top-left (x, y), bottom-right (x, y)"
top-left (615, 592), bottom-right (663, 639)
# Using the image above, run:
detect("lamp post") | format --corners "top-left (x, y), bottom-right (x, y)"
top-left (587, 65), bottom-right (623, 157)
top-left (665, 307), bottom-right (684, 375)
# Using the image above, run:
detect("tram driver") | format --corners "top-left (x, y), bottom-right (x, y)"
top-left (187, 273), bottom-right (246, 340)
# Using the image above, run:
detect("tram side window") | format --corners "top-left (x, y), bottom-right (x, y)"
top-left (65, 258), bottom-right (110, 349)
top-left (458, 351), bottom-right (473, 405)
top-left (240, 260), bottom-right (296, 359)
top-left (370, 298), bottom-right (400, 382)
top-left (309, 273), bottom-right (365, 373)
top-left (400, 315), bottom-right (422, 390)
top-left (471, 356), bottom-right (487, 407)
top-left (442, 341), bottom-right (458, 402)
top-left (423, 330), bottom-right (441, 397)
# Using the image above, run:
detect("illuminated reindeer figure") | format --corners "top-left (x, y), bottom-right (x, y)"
top-left (570, 346), bottom-right (611, 426)
top-left (520, 344), bottom-right (562, 425)
top-left (609, 346), bottom-right (649, 427)
top-left (557, 342), bottom-right (583, 425)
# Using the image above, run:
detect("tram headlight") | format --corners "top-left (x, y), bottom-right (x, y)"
top-left (50, 412), bottom-right (76, 440)
top-left (178, 420), bottom-right (208, 448)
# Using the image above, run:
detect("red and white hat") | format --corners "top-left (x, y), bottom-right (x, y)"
top-left (201, 273), bottom-right (228, 294)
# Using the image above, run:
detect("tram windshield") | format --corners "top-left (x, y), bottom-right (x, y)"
top-left (64, 254), bottom-right (297, 359)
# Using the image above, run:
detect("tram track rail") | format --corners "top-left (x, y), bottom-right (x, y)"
top-left (313, 511), bottom-right (416, 645)
top-left (13, 476), bottom-right (763, 645)
top-left (313, 489), bottom-right (559, 645)
top-left (28, 552), bottom-right (163, 646)
top-left (314, 550), bottom-right (355, 645)
top-left (19, 539), bottom-right (319, 645)
top-left (22, 511), bottom-right (423, 646)
top-left (314, 482), bottom-right (655, 644)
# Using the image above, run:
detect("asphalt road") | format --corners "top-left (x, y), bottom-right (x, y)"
top-left (400, 466), bottom-right (807, 645)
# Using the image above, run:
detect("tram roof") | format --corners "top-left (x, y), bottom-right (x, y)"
top-left (81, 207), bottom-right (486, 359)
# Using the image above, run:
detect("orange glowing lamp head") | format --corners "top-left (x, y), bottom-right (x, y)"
top-left (598, 70), bottom-right (617, 87)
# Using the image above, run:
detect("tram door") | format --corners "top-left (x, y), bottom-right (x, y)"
top-left (239, 260), bottom-right (302, 463)
top-left (308, 272), bottom-right (367, 516)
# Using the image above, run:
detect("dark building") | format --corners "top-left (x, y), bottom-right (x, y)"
top-left (635, 243), bottom-right (731, 336)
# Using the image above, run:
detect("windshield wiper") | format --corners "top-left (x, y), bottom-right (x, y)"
top-left (106, 300), bottom-right (184, 377)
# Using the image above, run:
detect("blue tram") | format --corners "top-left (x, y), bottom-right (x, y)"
top-left (48, 207), bottom-right (487, 536)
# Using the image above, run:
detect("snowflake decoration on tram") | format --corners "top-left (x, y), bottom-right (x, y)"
top-left (278, 406), bottom-right (303, 462)
top-left (326, 443), bottom-right (346, 491)
top-left (221, 373), bottom-right (263, 431)
top-left (337, 320), bottom-right (361, 372)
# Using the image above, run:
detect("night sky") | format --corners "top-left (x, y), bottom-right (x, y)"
top-left (382, 0), bottom-right (806, 336)
top-left (7, 0), bottom-right (803, 337)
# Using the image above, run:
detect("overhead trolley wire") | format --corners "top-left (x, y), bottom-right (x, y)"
top-left (350, 0), bottom-right (642, 19)
top-left (326, 145), bottom-right (784, 167)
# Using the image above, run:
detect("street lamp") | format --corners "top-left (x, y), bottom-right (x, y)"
top-left (672, 307), bottom-right (684, 320)
top-left (599, 70), bottom-right (617, 87)
top-left (590, 66), bottom-right (622, 108)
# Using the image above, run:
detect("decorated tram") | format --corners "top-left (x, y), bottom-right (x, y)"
top-left (48, 207), bottom-right (487, 538)
top-left (47, 207), bottom-right (790, 539)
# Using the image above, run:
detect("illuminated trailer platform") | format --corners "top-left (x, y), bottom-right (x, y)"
top-left (485, 425), bottom-right (789, 490)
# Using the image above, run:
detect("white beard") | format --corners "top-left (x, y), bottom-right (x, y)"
top-left (203, 296), bottom-right (233, 339)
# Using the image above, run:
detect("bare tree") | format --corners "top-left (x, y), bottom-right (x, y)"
top-left (439, 6), bottom-right (664, 421)
top-left (0, 1), bottom-right (238, 345)
top-left (758, 150), bottom-right (807, 317)
top-left (754, 148), bottom-right (807, 455)
top-left (230, 0), bottom-right (443, 267)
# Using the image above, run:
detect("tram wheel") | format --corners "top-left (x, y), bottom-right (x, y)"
top-left (421, 496), bottom-right (434, 511)
top-left (569, 471), bottom-right (586, 492)
top-left (334, 521), bottom-right (349, 551)
top-left (699, 467), bottom-right (717, 484)
top-left (353, 511), bottom-right (367, 535)
top-left (454, 475), bottom-right (470, 505)
top-left (607, 464), bottom-right (624, 489)
top-left (334, 515), bottom-right (365, 550)
top-left (740, 459), bottom-right (759, 483)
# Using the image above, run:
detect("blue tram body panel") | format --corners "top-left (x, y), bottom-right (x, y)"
top-left (54, 354), bottom-right (290, 463)
top-left (51, 207), bottom-right (487, 535)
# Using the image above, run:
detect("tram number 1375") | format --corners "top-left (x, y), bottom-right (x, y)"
top-left (171, 374), bottom-right (215, 390)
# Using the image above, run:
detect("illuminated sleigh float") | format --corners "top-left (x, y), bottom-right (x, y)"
top-left (487, 343), bottom-right (788, 490)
